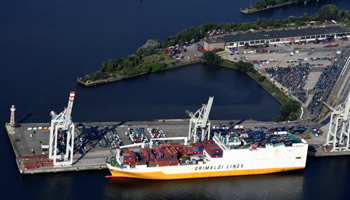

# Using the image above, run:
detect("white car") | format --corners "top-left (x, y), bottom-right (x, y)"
top-left (38, 127), bottom-right (43, 130)
top-left (33, 127), bottom-right (37, 130)
top-left (27, 127), bottom-right (33, 130)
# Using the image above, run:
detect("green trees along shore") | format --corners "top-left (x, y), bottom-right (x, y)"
top-left (80, 4), bottom-right (345, 122)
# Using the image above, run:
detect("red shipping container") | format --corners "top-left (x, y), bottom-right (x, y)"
top-left (163, 151), bottom-right (177, 158)
top-left (121, 148), bottom-right (130, 153)
top-left (183, 145), bottom-right (194, 150)
top-left (22, 155), bottom-right (34, 159)
top-left (205, 143), bottom-right (219, 147)
top-left (136, 161), bottom-right (147, 165)
top-left (190, 142), bottom-right (202, 147)
top-left (166, 158), bottom-right (179, 166)
top-left (24, 160), bottom-right (37, 164)
top-left (169, 143), bottom-right (181, 146)
top-left (123, 156), bottom-right (135, 161)
top-left (42, 162), bottom-right (54, 167)
top-left (165, 147), bottom-right (178, 154)
top-left (209, 148), bottom-right (222, 153)
top-left (172, 145), bottom-right (183, 153)
top-left (123, 160), bottom-right (136, 165)
top-left (156, 158), bottom-right (168, 166)
top-left (203, 140), bottom-right (215, 145)
top-left (159, 144), bottom-right (171, 148)
top-left (148, 159), bottom-right (156, 164)
top-left (210, 154), bottom-right (223, 158)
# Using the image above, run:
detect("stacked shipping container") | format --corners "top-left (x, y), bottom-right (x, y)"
top-left (203, 140), bottom-right (223, 158)
top-left (118, 140), bottom-right (223, 168)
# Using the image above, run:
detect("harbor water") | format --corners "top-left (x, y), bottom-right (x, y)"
top-left (1, 0), bottom-right (350, 199)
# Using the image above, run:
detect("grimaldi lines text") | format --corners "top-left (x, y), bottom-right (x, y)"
top-left (106, 134), bottom-right (308, 180)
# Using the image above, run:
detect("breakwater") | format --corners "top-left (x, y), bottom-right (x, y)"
top-left (77, 59), bottom-right (202, 87)
top-left (241, 1), bottom-right (294, 14)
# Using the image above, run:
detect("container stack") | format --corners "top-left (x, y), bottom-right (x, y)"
top-left (203, 140), bottom-right (223, 158)
top-left (152, 149), bottom-right (163, 158)
top-left (22, 154), bottom-right (56, 169)
top-left (166, 158), bottom-right (179, 166)
top-left (182, 145), bottom-right (194, 156)
top-left (161, 147), bottom-right (178, 159)
top-left (119, 142), bottom-right (209, 168)
top-left (121, 148), bottom-right (137, 167)
top-left (140, 148), bottom-right (150, 160)
top-left (191, 143), bottom-right (204, 155)
top-left (155, 158), bottom-right (168, 166)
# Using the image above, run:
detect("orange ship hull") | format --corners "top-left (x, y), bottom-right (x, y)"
top-left (106, 166), bottom-right (305, 180)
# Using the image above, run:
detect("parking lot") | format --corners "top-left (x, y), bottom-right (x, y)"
top-left (219, 37), bottom-right (350, 117)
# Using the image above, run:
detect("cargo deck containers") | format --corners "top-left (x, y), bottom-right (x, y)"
top-left (152, 149), bottom-right (163, 159)
top-left (203, 140), bottom-right (223, 158)
top-left (166, 158), bottom-right (179, 166)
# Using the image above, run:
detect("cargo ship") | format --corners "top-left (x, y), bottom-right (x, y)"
top-left (106, 132), bottom-right (308, 180)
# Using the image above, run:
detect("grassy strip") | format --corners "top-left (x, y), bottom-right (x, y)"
top-left (262, 79), bottom-right (290, 104)
top-left (220, 60), bottom-right (237, 68)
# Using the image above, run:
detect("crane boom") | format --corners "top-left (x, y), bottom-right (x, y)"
top-left (201, 96), bottom-right (214, 128)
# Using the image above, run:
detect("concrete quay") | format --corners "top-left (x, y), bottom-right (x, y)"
top-left (6, 119), bottom-right (349, 175)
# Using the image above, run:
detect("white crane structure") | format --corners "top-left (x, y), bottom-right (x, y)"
top-left (186, 96), bottom-right (214, 142)
top-left (324, 93), bottom-right (350, 152)
top-left (49, 91), bottom-right (76, 167)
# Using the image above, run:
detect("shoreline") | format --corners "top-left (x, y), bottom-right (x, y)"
top-left (219, 63), bottom-right (285, 105)
top-left (78, 59), bottom-right (286, 106)
top-left (77, 59), bottom-right (202, 87)
top-left (245, 72), bottom-right (284, 105)
top-left (241, 1), bottom-right (294, 14)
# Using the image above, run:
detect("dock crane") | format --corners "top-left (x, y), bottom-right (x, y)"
top-left (186, 96), bottom-right (214, 142)
top-left (324, 93), bottom-right (350, 152)
top-left (48, 91), bottom-right (76, 167)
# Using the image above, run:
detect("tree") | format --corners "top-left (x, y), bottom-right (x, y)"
top-left (219, 22), bottom-right (229, 32)
top-left (267, 18), bottom-right (274, 26)
top-left (210, 22), bottom-right (219, 30)
top-left (302, 12), bottom-right (308, 21)
top-left (288, 16), bottom-right (297, 23)
top-left (281, 99), bottom-right (300, 114)
top-left (236, 60), bottom-right (254, 72)
top-left (137, 39), bottom-right (161, 57)
top-left (256, 17), bottom-right (261, 25)
top-left (318, 4), bottom-right (339, 20)
top-left (241, 22), bottom-right (251, 31)
top-left (276, 115), bottom-right (284, 122)
top-left (203, 51), bottom-right (222, 66)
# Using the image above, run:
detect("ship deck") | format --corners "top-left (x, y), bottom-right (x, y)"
top-left (6, 119), bottom-right (350, 175)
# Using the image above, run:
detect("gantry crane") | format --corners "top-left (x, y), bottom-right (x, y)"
top-left (48, 91), bottom-right (76, 167)
top-left (186, 96), bottom-right (214, 142)
top-left (324, 93), bottom-right (350, 152)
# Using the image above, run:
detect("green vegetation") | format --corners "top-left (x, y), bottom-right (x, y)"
top-left (280, 99), bottom-right (301, 121)
top-left (203, 51), bottom-right (222, 66)
top-left (220, 60), bottom-right (237, 68)
top-left (248, 1), bottom-right (337, 12)
top-left (82, 4), bottom-right (350, 84)
top-left (220, 60), bottom-right (254, 72)
top-left (251, 0), bottom-right (293, 10)
top-left (82, 40), bottom-right (174, 82)
top-left (137, 39), bottom-right (161, 57)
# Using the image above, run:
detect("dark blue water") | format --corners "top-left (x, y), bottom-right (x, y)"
top-left (1, 0), bottom-right (350, 199)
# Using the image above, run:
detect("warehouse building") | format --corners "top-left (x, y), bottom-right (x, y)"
top-left (204, 26), bottom-right (350, 50)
